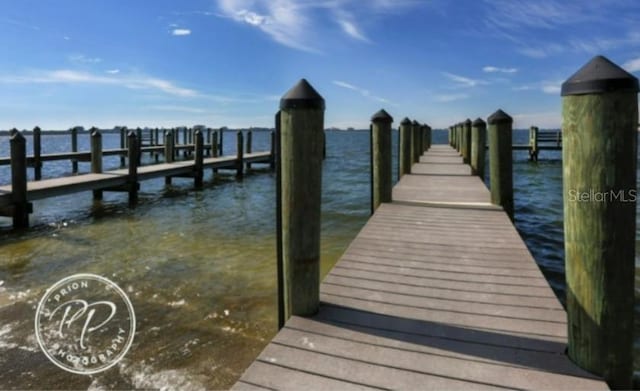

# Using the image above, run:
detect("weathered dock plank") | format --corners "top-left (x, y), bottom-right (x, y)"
top-left (234, 144), bottom-right (607, 390)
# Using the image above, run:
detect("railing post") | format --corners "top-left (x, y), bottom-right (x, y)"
top-left (399, 117), bottom-right (412, 177)
top-left (33, 126), bottom-right (42, 180)
top-left (529, 126), bottom-right (539, 161)
top-left (194, 129), bottom-right (204, 188)
top-left (71, 126), bottom-right (78, 173)
top-left (165, 129), bottom-right (175, 163)
top-left (211, 131), bottom-right (218, 157)
top-left (462, 119), bottom-right (472, 164)
top-left (120, 127), bottom-right (126, 167)
top-left (219, 128), bottom-right (224, 156)
top-left (10, 130), bottom-right (29, 229)
top-left (246, 129), bottom-right (252, 171)
top-left (471, 118), bottom-right (486, 180)
top-left (136, 127), bottom-right (142, 165)
top-left (411, 120), bottom-right (420, 163)
top-left (279, 79), bottom-right (324, 319)
top-left (90, 128), bottom-right (103, 200)
top-left (487, 109), bottom-right (514, 220)
top-left (236, 130), bottom-right (244, 179)
top-left (561, 55), bottom-right (638, 389)
top-left (127, 131), bottom-right (138, 206)
top-left (371, 109), bottom-right (393, 214)
top-left (154, 128), bottom-right (160, 162)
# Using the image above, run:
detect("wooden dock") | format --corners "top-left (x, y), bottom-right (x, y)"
top-left (233, 144), bottom-right (607, 390)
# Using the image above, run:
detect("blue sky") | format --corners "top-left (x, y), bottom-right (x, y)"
top-left (1, 0), bottom-right (639, 130)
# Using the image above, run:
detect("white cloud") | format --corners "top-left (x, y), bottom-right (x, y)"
top-left (332, 80), bottom-right (393, 105)
top-left (433, 93), bottom-right (469, 102)
top-left (623, 57), bottom-right (640, 72)
top-left (69, 54), bottom-right (102, 64)
top-left (541, 81), bottom-right (561, 94)
top-left (483, 66), bottom-right (517, 73)
top-left (442, 72), bottom-right (488, 88)
top-left (147, 105), bottom-right (207, 114)
top-left (337, 18), bottom-right (370, 42)
top-left (0, 69), bottom-right (198, 97)
top-left (171, 28), bottom-right (191, 36)
top-left (106, 69), bottom-right (120, 74)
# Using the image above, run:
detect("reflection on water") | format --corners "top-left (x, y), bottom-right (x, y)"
top-left (0, 130), bottom-right (638, 388)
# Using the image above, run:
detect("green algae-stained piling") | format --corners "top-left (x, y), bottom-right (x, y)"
top-left (9, 131), bottom-right (29, 228)
top-left (488, 109), bottom-right (514, 220)
top-left (236, 130), bottom-right (244, 179)
top-left (399, 117), bottom-right (412, 177)
top-left (561, 55), bottom-right (638, 389)
top-left (457, 122), bottom-right (462, 153)
top-left (279, 79), bottom-right (325, 319)
top-left (471, 118), bottom-right (486, 180)
top-left (90, 128), bottom-right (103, 200)
top-left (33, 126), bottom-right (42, 180)
top-left (411, 120), bottom-right (421, 163)
top-left (194, 129), bottom-right (204, 188)
top-left (370, 109), bottom-right (393, 214)
top-left (461, 119), bottom-right (472, 164)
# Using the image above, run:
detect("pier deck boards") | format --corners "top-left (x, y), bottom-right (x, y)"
top-left (233, 145), bottom-right (607, 390)
top-left (0, 151), bottom-right (271, 206)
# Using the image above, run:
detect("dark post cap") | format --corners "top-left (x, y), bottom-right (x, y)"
top-left (10, 129), bottom-right (24, 140)
top-left (412, 120), bottom-right (420, 126)
top-left (561, 55), bottom-right (639, 96)
top-left (33, 126), bottom-right (41, 131)
top-left (401, 117), bottom-right (412, 126)
top-left (280, 78), bottom-right (325, 110)
top-left (472, 118), bottom-right (486, 126)
top-left (488, 109), bottom-right (513, 125)
top-left (371, 109), bottom-right (394, 123)
top-left (127, 130), bottom-right (137, 137)
top-left (464, 118), bottom-right (472, 126)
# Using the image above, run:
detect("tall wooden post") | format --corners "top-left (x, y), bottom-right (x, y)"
top-left (10, 130), bottom-right (29, 229)
top-left (90, 128), bottom-right (103, 200)
top-left (488, 109), bottom-right (514, 220)
top-left (246, 130), bottom-right (253, 171)
top-left (182, 127), bottom-right (188, 157)
top-left (127, 131), bottom-right (138, 206)
top-left (529, 126), bottom-right (539, 161)
top-left (448, 126), bottom-right (453, 146)
top-left (236, 131), bottom-right (244, 179)
top-left (561, 55), bottom-right (638, 389)
top-left (425, 124), bottom-right (431, 151)
top-left (461, 119), bottom-right (472, 164)
top-left (471, 118), bottom-right (486, 180)
top-left (279, 79), bottom-right (324, 319)
top-left (211, 131), bottom-right (218, 157)
top-left (219, 128), bottom-right (224, 156)
top-left (275, 110), bottom-right (284, 329)
top-left (120, 127), bottom-right (126, 167)
top-left (457, 123), bottom-right (462, 153)
top-left (194, 130), bottom-right (204, 188)
top-left (399, 117), bottom-right (412, 177)
top-left (33, 126), bottom-right (42, 180)
top-left (411, 120), bottom-right (420, 163)
top-left (371, 109), bottom-right (393, 214)
top-left (70, 126), bottom-right (78, 173)
top-left (136, 127), bottom-right (143, 165)
top-left (164, 129), bottom-right (175, 163)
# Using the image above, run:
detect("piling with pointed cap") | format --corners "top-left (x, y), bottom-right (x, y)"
top-left (90, 128), bottom-right (103, 200)
top-left (461, 119), bottom-right (472, 164)
top-left (471, 118), bottom-right (486, 180)
top-left (411, 120), bottom-right (421, 163)
top-left (33, 126), bottom-right (42, 180)
top-left (278, 79), bottom-right (325, 319)
top-left (10, 130), bottom-right (29, 228)
top-left (370, 109), bottom-right (394, 214)
top-left (561, 55), bottom-right (638, 389)
top-left (399, 117), bottom-right (412, 177)
top-left (487, 109), bottom-right (514, 220)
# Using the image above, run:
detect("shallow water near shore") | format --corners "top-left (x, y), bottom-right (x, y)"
top-left (0, 130), bottom-right (638, 389)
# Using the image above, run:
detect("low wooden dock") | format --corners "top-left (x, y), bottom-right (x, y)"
top-left (233, 144), bottom-right (606, 390)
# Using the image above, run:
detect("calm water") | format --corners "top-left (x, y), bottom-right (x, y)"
top-left (0, 130), bottom-right (637, 389)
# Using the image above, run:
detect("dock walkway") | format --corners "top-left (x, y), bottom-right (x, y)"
top-left (233, 145), bottom-right (606, 390)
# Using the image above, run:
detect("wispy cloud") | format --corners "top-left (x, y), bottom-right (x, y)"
top-left (482, 66), bottom-right (517, 73)
top-left (106, 69), bottom-right (120, 74)
top-left (171, 28), bottom-right (191, 36)
top-left (623, 57), bottom-right (640, 72)
top-left (336, 18), bottom-right (370, 42)
top-left (0, 69), bottom-right (198, 97)
top-left (332, 80), bottom-right (393, 104)
top-left (433, 93), bottom-right (469, 102)
top-left (442, 72), bottom-right (488, 88)
top-left (0, 17), bottom-right (39, 31)
top-left (69, 54), bottom-right (102, 64)
top-left (512, 80), bottom-right (563, 94)
top-left (147, 105), bottom-right (207, 114)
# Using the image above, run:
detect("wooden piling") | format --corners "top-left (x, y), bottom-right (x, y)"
top-left (278, 79), bottom-right (325, 319)
top-left (32, 126), bottom-right (42, 180)
top-left (456, 123), bottom-right (462, 153)
top-left (371, 109), bottom-right (393, 214)
top-left (425, 124), bottom-right (431, 151)
top-left (165, 129), bottom-right (175, 163)
top-left (448, 126), bottom-right (453, 146)
top-left (275, 110), bottom-right (284, 329)
top-left (219, 128), bottom-right (224, 156)
top-left (399, 117), bottom-right (412, 177)
top-left (529, 126), bottom-right (539, 161)
top-left (471, 118), bottom-right (486, 180)
top-left (411, 120), bottom-right (420, 163)
top-left (120, 127), bottom-right (126, 167)
top-left (194, 130), bottom-right (204, 188)
top-left (71, 126), bottom-right (78, 173)
top-left (236, 131), bottom-right (244, 179)
top-left (10, 130), bottom-right (29, 228)
top-left (246, 130), bottom-right (252, 171)
top-left (211, 131), bottom-right (218, 157)
top-left (487, 109), bottom-right (514, 220)
top-left (561, 55), bottom-right (638, 389)
top-left (462, 119), bottom-right (472, 164)
top-left (90, 128), bottom-right (103, 200)
top-left (136, 127), bottom-right (143, 165)
top-left (182, 127), bottom-right (188, 157)
top-left (127, 131), bottom-right (138, 205)
top-left (322, 130), bottom-right (327, 160)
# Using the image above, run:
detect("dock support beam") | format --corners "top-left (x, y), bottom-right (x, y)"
top-left (370, 109), bottom-right (393, 214)
top-left (33, 126), bottom-right (42, 180)
top-left (90, 128), bottom-right (103, 200)
top-left (399, 117), bottom-right (412, 177)
top-left (488, 109), bottom-right (514, 220)
top-left (471, 118), bottom-right (486, 180)
top-left (461, 119), bottom-right (472, 164)
top-left (236, 131), bottom-right (244, 179)
top-left (278, 79), bottom-right (325, 319)
top-left (561, 55), bottom-right (638, 389)
top-left (10, 130), bottom-right (30, 229)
